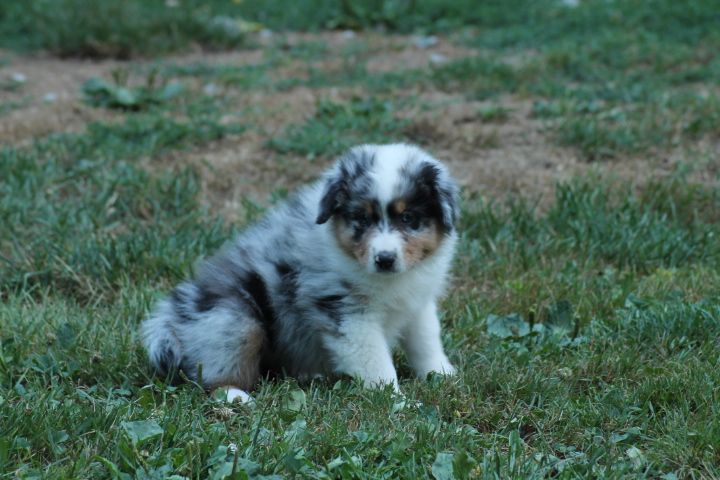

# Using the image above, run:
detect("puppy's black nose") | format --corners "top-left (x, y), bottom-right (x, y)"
top-left (374, 251), bottom-right (397, 272)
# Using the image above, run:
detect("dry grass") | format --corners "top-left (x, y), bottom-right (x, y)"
top-left (3, 32), bottom-right (717, 215)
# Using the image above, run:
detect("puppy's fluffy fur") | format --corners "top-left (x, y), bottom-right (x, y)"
top-left (141, 144), bottom-right (458, 398)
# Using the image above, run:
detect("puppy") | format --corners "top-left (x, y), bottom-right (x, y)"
top-left (141, 143), bottom-right (459, 401)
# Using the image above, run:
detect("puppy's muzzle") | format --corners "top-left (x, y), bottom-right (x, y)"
top-left (374, 251), bottom-right (397, 272)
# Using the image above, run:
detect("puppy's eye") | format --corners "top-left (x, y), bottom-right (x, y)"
top-left (400, 211), bottom-right (418, 227)
top-left (353, 213), bottom-right (371, 228)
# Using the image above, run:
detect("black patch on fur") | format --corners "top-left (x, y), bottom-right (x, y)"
top-left (153, 340), bottom-right (185, 385)
top-left (417, 162), bottom-right (458, 231)
top-left (316, 178), bottom-right (346, 224)
top-left (275, 262), bottom-right (300, 303)
top-left (238, 270), bottom-right (278, 346)
top-left (196, 286), bottom-right (222, 313)
top-left (394, 162), bottom-right (457, 233)
top-left (417, 162), bottom-right (440, 188)
top-left (170, 287), bottom-right (195, 323)
top-left (343, 199), bottom-right (381, 241)
top-left (314, 294), bottom-right (346, 320)
top-left (314, 285), bottom-right (362, 323)
top-left (170, 287), bottom-right (183, 306)
top-left (155, 342), bottom-right (177, 375)
top-left (316, 148), bottom-right (376, 224)
top-left (351, 225), bottom-right (365, 242)
top-left (275, 262), bottom-right (293, 276)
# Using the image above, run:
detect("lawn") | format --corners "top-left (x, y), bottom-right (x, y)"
top-left (1, 0), bottom-right (719, 478)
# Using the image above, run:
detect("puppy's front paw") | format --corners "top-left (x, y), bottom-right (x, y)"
top-left (435, 361), bottom-right (456, 376)
top-left (419, 358), bottom-right (456, 379)
top-left (363, 376), bottom-right (401, 393)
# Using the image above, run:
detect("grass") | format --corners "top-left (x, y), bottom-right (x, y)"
top-left (3, 141), bottom-right (720, 476)
top-left (1, 0), bottom-right (515, 57)
top-left (0, 0), bottom-right (246, 58)
top-left (254, 0), bottom-right (720, 159)
top-left (81, 70), bottom-right (186, 111)
top-left (158, 61), bottom-right (275, 90)
top-left (2, 0), bottom-right (720, 478)
top-left (0, 95), bottom-right (242, 302)
top-left (2, 95), bottom-right (719, 476)
top-left (233, 0), bottom-right (565, 33)
top-left (454, 0), bottom-right (720, 159)
top-left (6, 0), bottom-right (716, 158)
top-left (267, 97), bottom-right (411, 160)
top-left (0, 96), bottom-right (31, 117)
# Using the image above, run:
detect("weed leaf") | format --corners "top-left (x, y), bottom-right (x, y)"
top-left (93, 455), bottom-right (132, 480)
top-left (431, 452), bottom-right (454, 480)
top-left (283, 419), bottom-right (307, 445)
top-left (121, 420), bottom-right (163, 445)
top-left (282, 389), bottom-right (306, 414)
top-left (544, 300), bottom-right (574, 333)
top-left (486, 313), bottom-right (529, 338)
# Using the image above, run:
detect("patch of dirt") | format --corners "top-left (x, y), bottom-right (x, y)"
top-left (151, 84), bottom-right (364, 222)
top-left (0, 47), bottom-right (268, 145)
top-left (262, 31), bottom-right (475, 89)
top-left (3, 32), bottom-right (717, 221)
top-left (0, 101), bottom-right (119, 144)
top-left (162, 48), bottom-right (266, 67)
top-left (364, 37), bottom-right (475, 74)
top-left (232, 84), bottom-right (360, 131)
top-left (397, 91), bottom-right (719, 209)
top-left (0, 52), bottom-right (125, 143)
top-left (396, 93), bottom-right (581, 207)
top-left (169, 135), bottom-right (322, 224)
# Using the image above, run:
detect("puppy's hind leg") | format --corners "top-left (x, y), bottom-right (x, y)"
top-left (174, 305), bottom-right (266, 401)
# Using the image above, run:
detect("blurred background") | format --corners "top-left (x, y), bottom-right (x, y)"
top-left (2, 2), bottom-right (720, 478)
top-left (1, 0), bottom-right (718, 216)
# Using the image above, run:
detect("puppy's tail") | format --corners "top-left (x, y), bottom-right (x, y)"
top-left (141, 298), bottom-right (183, 379)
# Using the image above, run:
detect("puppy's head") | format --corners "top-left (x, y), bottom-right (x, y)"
top-left (316, 144), bottom-right (458, 274)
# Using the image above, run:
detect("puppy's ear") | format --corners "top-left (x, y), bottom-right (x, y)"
top-left (419, 163), bottom-right (459, 231)
top-left (316, 175), bottom-right (346, 224)
top-left (437, 176), bottom-right (459, 231)
top-left (317, 146), bottom-right (373, 224)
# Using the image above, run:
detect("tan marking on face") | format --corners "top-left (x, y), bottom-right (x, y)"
top-left (391, 199), bottom-right (407, 215)
top-left (333, 219), bottom-right (370, 264)
top-left (364, 202), bottom-right (374, 217)
top-left (402, 221), bottom-right (444, 269)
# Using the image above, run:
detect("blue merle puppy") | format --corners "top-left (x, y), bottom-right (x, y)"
top-left (141, 143), bottom-right (459, 402)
